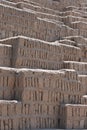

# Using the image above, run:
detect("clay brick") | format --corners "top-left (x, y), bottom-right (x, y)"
top-left (0, 0), bottom-right (87, 129)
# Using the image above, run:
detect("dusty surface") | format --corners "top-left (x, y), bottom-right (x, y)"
top-left (0, 0), bottom-right (87, 129)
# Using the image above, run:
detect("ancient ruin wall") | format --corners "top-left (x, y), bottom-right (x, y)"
top-left (0, 0), bottom-right (87, 129)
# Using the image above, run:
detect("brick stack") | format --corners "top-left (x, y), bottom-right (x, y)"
top-left (0, 0), bottom-right (87, 129)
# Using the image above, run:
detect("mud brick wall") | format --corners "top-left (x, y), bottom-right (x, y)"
top-left (0, 100), bottom-right (60, 129)
top-left (14, 69), bottom-right (85, 128)
top-left (15, 69), bottom-right (62, 128)
top-left (64, 36), bottom-right (87, 46)
top-left (0, 0), bottom-right (87, 129)
top-left (0, 4), bottom-right (78, 41)
top-left (62, 104), bottom-right (87, 129)
top-left (0, 68), bottom-right (15, 100)
top-left (0, 44), bottom-right (12, 67)
top-left (62, 16), bottom-right (87, 27)
top-left (78, 75), bottom-right (87, 94)
top-left (63, 61), bottom-right (87, 74)
top-left (8, 0), bottom-right (87, 11)
top-left (15, 2), bottom-right (60, 17)
top-left (80, 46), bottom-right (87, 62)
top-left (0, 4), bottom-right (36, 38)
top-left (59, 44), bottom-right (81, 61)
top-left (71, 22), bottom-right (87, 38)
top-left (0, 100), bottom-right (22, 130)
top-left (60, 11), bottom-right (82, 18)
top-left (59, 39), bottom-right (76, 46)
top-left (54, 0), bottom-right (87, 11)
top-left (81, 95), bottom-right (87, 104)
top-left (62, 70), bottom-right (85, 104)
top-left (11, 37), bottom-right (64, 69)
top-left (0, 1), bottom-right (17, 8)
top-left (0, 37), bottom-right (19, 45)
top-left (17, 0), bottom-right (87, 10)
top-left (15, 69), bottom-right (63, 128)
top-left (10, 36), bottom-right (81, 69)
top-left (8, 0), bottom-right (59, 10)
top-left (71, 22), bottom-right (87, 30)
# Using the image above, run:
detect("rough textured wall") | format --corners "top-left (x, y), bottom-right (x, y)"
top-left (0, 0), bottom-right (87, 129)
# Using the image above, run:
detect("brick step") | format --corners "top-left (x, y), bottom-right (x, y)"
top-left (0, 36), bottom-right (81, 69)
top-left (0, 0), bottom-right (87, 129)
top-left (63, 36), bottom-right (87, 46)
top-left (0, 67), bottom-right (84, 129)
top-left (0, 0), bottom-right (60, 17)
top-left (0, 66), bottom-right (83, 103)
top-left (63, 61), bottom-right (87, 74)
top-left (0, 43), bottom-right (12, 67)
top-left (0, 3), bottom-right (78, 41)
top-left (61, 104), bottom-right (87, 129)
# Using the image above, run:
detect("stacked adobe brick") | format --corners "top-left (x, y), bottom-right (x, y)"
top-left (0, 0), bottom-right (87, 129)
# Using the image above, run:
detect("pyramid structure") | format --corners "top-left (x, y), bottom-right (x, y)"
top-left (0, 0), bottom-right (87, 129)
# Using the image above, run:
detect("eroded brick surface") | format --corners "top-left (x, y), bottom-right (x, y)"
top-left (0, 0), bottom-right (87, 129)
